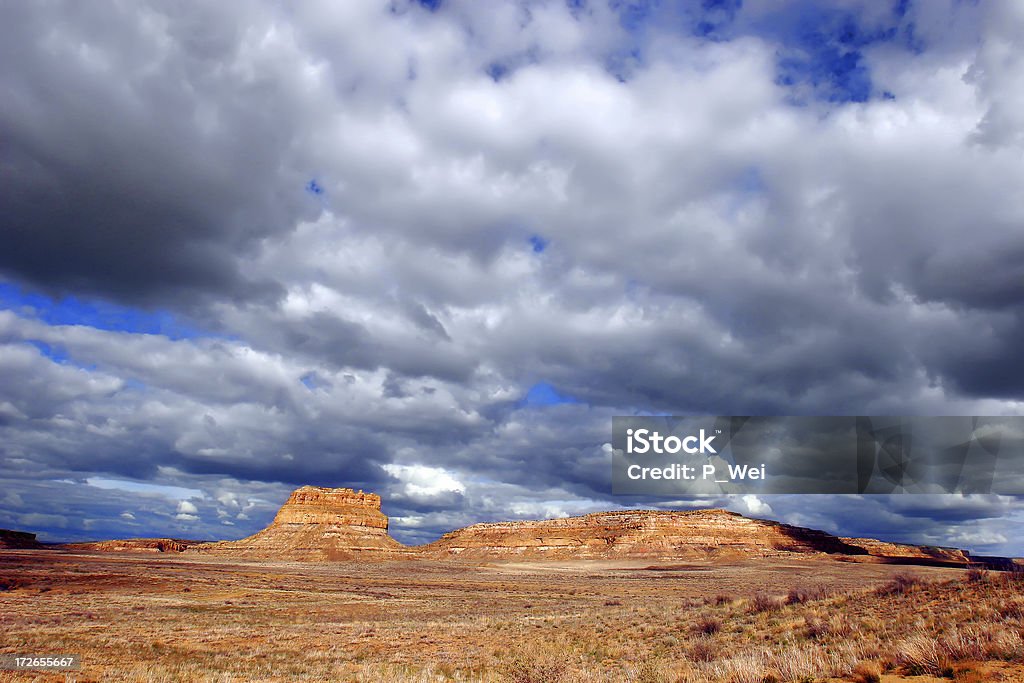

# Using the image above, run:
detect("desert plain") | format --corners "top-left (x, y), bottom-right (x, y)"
top-left (2, 487), bottom-right (1023, 682)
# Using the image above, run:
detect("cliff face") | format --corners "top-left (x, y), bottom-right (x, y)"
top-left (0, 529), bottom-right (42, 549)
top-left (422, 509), bottom-right (868, 560)
top-left (841, 537), bottom-right (973, 564)
top-left (270, 487), bottom-right (389, 529)
top-left (61, 539), bottom-right (193, 553)
top-left (191, 486), bottom-right (408, 560)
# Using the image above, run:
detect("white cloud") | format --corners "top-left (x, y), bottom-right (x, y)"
top-left (739, 495), bottom-right (772, 516)
top-left (383, 463), bottom-right (465, 498)
top-left (177, 500), bottom-right (199, 515)
top-left (1, 0), bottom-right (1023, 556)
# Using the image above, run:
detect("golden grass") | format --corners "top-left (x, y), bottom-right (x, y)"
top-left (0, 552), bottom-right (1022, 682)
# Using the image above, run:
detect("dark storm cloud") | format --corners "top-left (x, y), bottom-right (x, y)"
top-left (0, 1), bottom-right (316, 306)
top-left (1, 0), bottom-right (1024, 556)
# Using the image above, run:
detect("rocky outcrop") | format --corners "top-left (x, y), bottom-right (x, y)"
top-left (422, 509), bottom-right (869, 560)
top-left (841, 537), bottom-right (974, 565)
top-left (0, 529), bottom-right (42, 549)
top-left (191, 486), bottom-right (409, 560)
top-left (60, 538), bottom-right (194, 553)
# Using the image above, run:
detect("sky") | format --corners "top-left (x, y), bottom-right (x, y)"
top-left (2, 0), bottom-right (1024, 556)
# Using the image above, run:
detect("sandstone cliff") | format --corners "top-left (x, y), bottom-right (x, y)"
top-left (421, 509), bottom-right (869, 560)
top-left (0, 529), bottom-right (42, 549)
top-left (191, 486), bottom-right (410, 560)
top-left (840, 537), bottom-right (973, 565)
top-left (61, 538), bottom-right (194, 553)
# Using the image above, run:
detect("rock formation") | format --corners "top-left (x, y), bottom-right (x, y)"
top-left (191, 486), bottom-right (410, 560)
top-left (6, 486), bottom-right (1013, 570)
top-left (61, 538), bottom-right (194, 553)
top-left (0, 529), bottom-right (42, 549)
top-left (840, 537), bottom-right (973, 565)
top-left (421, 509), bottom-right (869, 560)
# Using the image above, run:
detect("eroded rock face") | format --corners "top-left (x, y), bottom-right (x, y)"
top-left (60, 539), bottom-right (193, 553)
top-left (0, 529), bottom-right (42, 549)
top-left (191, 486), bottom-right (409, 560)
top-left (271, 487), bottom-right (389, 529)
top-left (840, 537), bottom-right (973, 564)
top-left (422, 509), bottom-right (869, 560)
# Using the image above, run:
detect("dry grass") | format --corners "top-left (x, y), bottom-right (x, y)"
top-left (0, 551), bottom-right (1022, 682)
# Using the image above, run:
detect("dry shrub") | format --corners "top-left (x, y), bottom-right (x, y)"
top-left (702, 651), bottom-right (766, 683)
top-left (803, 615), bottom-right (830, 640)
top-left (693, 615), bottom-right (722, 636)
top-left (629, 658), bottom-right (671, 683)
top-left (500, 655), bottom-right (568, 683)
top-left (850, 660), bottom-right (882, 683)
top-left (942, 625), bottom-right (1024, 662)
top-left (897, 634), bottom-right (953, 677)
top-left (500, 642), bottom-right (571, 683)
top-left (688, 638), bottom-right (718, 663)
top-left (766, 644), bottom-right (823, 681)
top-left (1000, 599), bottom-right (1024, 620)
top-left (876, 572), bottom-right (922, 596)
top-left (786, 585), bottom-right (829, 605)
top-left (965, 568), bottom-right (989, 583)
top-left (747, 592), bottom-right (783, 614)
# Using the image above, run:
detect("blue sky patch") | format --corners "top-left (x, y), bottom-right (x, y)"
top-left (26, 340), bottom-right (71, 364)
top-left (755, 2), bottom-right (911, 104)
top-left (521, 381), bottom-right (582, 407)
top-left (0, 281), bottom-right (207, 340)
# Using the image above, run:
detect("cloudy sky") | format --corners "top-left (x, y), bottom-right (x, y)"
top-left (2, 0), bottom-right (1024, 555)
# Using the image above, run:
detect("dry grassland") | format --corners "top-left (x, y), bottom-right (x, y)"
top-left (1, 552), bottom-right (1023, 682)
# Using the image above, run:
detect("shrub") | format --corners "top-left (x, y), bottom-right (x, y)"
top-left (897, 634), bottom-right (953, 677)
top-left (965, 568), bottom-right (989, 583)
top-left (693, 615), bottom-right (722, 636)
top-left (851, 661), bottom-right (882, 683)
top-left (500, 654), bottom-right (568, 683)
top-left (786, 585), bottom-right (828, 605)
top-left (803, 615), bottom-right (829, 640)
top-left (688, 637), bottom-right (718, 663)
top-left (876, 573), bottom-right (922, 596)
top-left (748, 592), bottom-right (784, 614)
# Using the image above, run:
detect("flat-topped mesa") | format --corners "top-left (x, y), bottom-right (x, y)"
top-left (190, 486), bottom-right (408, 560)
top-left (0, 529), bottom-right (42, 550)
top-left (422, 509), bottom-right (868, 560)
top-left (840, 537), bottom-right (973, 565)
top-left (271, 486), bottom-right (387, 530)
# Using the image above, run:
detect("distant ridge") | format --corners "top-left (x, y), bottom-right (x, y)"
top-left (4, 487), bottom-right (1019, 570)
top-left (0, 529), bottom-right (42, 550)
top-left (420, 508), bottom-right (869, 560)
